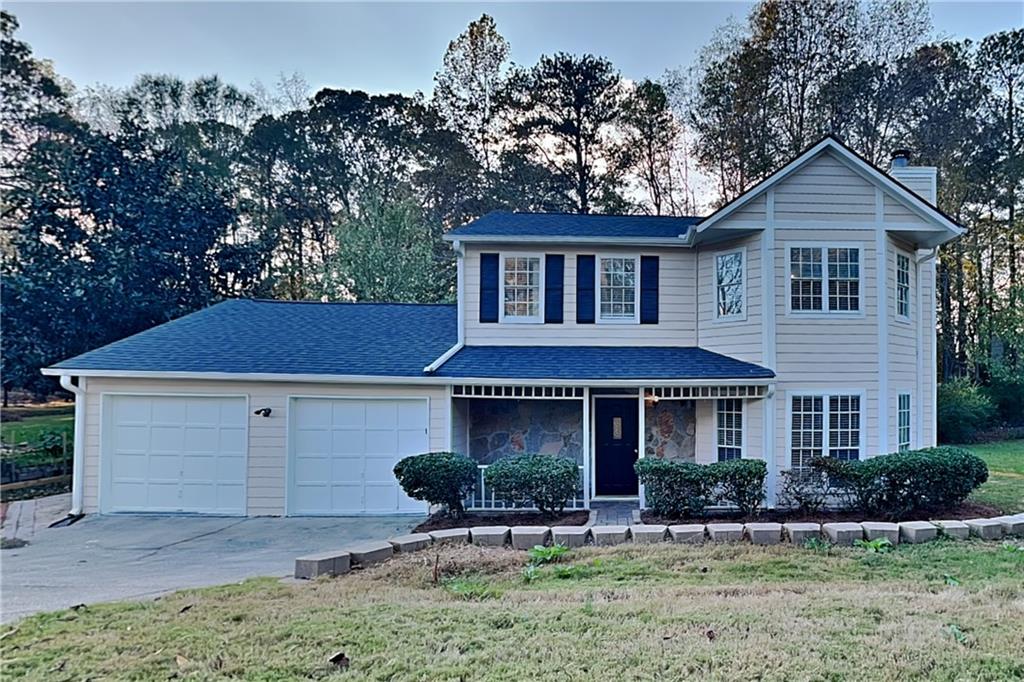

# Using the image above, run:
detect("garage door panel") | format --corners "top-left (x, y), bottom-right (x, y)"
top-left (295, 456), bottom-right (330, 482)
top-left (290, 397), bottom-right (429, 515)
top-left (104, 395), bottom-right (247, 515)
top-left (294, 429), bottom-right (330, 455)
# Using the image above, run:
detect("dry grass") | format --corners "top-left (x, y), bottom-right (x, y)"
top-left (3, 541), bottom-right (1023, 681)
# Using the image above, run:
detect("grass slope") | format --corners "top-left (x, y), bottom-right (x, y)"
top-left (1, 408), bottom-right (74, 446)
top-left (966, 439), bottom-right (1024, 514)
top-left (3, 541), bottom-right (1023, 681)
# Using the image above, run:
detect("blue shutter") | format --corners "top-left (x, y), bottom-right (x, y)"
top-left (640, 256), bottom-right (659, 324)
top-left (544, 255), bottom-right (564, 324)
top-left (479, 253), bottom-right (499, 323)
top-left (576, 255), bottom-right (595, 324)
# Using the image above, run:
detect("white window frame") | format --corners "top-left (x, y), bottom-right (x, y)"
top-left (897, 392), bottom-right (911, 452)
top-left (595, 254), bottom-right (640, 324)
top-left (713, 247), bottom-right (746, 322)
top-left (716, 398), bottom-right (745, 461)
top-left (786, 388), bottom-right (867, 468)
top-left (499, 252), bottom-right (544, 324)
top-left (785, 243), bottom-right (865, 318)
top-left (895, 251), bottom-right (911, 323)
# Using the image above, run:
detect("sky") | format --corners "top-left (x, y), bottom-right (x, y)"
top-left (7, 1), bottom-right (1023, 97)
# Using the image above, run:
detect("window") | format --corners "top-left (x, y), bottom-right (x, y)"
top-left (790, 392), bottom-right (862, 468)
top-left (598, 256), bottom-right (638, 322)
top-left (715, 250), bottom-right (745, 319)
top-left (898, 393), bottom-right (911, 452)
top-left (789, 246), bottom-right (861, 314)
top-left (716, 399), bottom-right (743, 461)
top-left (501, 255), bottom-right (542, 322)
top-left (896, 253), bottom-right (910, 320)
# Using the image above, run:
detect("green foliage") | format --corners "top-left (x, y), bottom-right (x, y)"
top-left (634, 459), bottom-right (715, 518)
top-left (983, 362), bottom-right (1024, 426)
top-left (777, 466), bottom-right (830, 514)
top-left (392, 452), bottom-right (477, 517)
top-left (526, 544), bottom-right (569, 567)
top-left (708, 459), bottom-right (767, 516)
top-left (521, 565), bottom-right (539, 584)
top-left (484, 454), bottom-right (579, 516)
top-left (442, 576), bottom-right (501, 601)
top-left (938, 378), bottom-right (997, 443)
top-left (818, 446), bottom-right (988, 519)
top-left (803, 537), bottom-right (830, 552)
top-left (855, 538), bottom-right (894, 554)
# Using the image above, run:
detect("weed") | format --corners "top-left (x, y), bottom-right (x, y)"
top-left (854, 537), bottom-right (893, 554)
top-left (803, 537), bottom-right (830, 552)
top-left (527, 543), bottom-right (569, 566)
top-left (943, 573), bottom-right (961, 586)
top-left (946, 623), bottom-right (973, 647)
top-left (442, 576), bottom-right (501, 601)
top-left (521, 565), bottom-right (539, 584)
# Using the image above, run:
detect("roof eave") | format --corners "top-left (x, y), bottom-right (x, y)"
top-left (443, 234), bottom-right (694, 247)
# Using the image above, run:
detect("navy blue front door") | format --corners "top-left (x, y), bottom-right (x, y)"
top-left (594, 398), bottom-right (639, 496)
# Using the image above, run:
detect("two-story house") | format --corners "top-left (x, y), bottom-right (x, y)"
top-left (44, 136), bottom-right (964, 517)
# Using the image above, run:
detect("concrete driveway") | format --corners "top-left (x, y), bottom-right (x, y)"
top-left (1, 513), bottom-right (419, 623)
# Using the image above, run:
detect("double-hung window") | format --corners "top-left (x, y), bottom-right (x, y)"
top-left (716, 399), bottom-right (743, 461)
top-left (715, 249), bottom-right (745, 320)
top-left (789, 246), bottom-right (861, 314)
top-left (501, 255), bottom-right (542, 322)
top-left (598, 256), bottom-right (638, 322)
top-left (898, 393), bottom-right (911, 452)
top-left (896, 253), bottom-right (911, 320)
top-left (790, 392), bottom-right (862, 468)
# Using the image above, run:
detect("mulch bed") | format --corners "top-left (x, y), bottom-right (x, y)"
top-left (640, 500), bottom-right (1003, 526)
top-left (414, 509), bottom-right (590, 533)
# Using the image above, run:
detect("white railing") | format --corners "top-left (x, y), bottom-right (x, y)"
top-left (465, 463), bottom-right (587, 511)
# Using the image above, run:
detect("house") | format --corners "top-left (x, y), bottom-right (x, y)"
top-left (42, 136), bottom-right (964, 517)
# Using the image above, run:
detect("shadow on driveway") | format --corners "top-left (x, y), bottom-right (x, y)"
top-left (0, 514), bottom-right (420, 623)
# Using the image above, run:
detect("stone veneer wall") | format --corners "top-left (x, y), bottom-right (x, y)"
top-left (468, 399), bottom-right (583, 465)
top-left (645, 400), bottom-right (695, 462)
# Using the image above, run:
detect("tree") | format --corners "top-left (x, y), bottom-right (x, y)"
top-left (433, 14), bottom-right (509, 171)
top-left (498, 53), bottom-right (625, 214)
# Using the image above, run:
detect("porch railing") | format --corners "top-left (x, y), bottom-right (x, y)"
top-left (464, 464), bottom-right (587, 511)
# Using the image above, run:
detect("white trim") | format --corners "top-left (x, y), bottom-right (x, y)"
top-left (424, 240), bottom-right (467, 373)
top-left (443, 233), bottom-right (694, 247)
top-left (498, 252), bottom-right (545, 324)
top-left (582, 387), bottom-right (591, 508)
top-left (784, 388), bottom-right (868, 467)
top-left (695, 137), bottom-right (963, 239)
top-left (714, 397), bottom-right (746, 461)
top-left (44, 368), bottom-right (774, 389)
top-left (595, 254), bottom-right (641, 324)
top-left (712, 246), bottom-right (747, 323)
top-left (784, 242), bottom-right (866, 319)
top-left (761, 190), bottom-right (777, 507)
top-left (59, 375), bottom-right (86, 516)
top-left (897, 391), bottom-right (912, 452)
top-left (875, 194), bottom-right (889, 454)
top-left (928, 254), bottom-right (939, 446)
top-left (637, 393), bottom-right (645, 509)
top-left (98, 392), bottom-right (250, 516)
top-left (762, 391), bottom-right (777, 507)
top-left (285, 394), bottom-right (431, 517)
top-left (591, 395), bottom-right (642, 498)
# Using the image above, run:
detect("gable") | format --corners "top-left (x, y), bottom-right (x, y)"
top-left (773, 150), bottom-right (876, 224)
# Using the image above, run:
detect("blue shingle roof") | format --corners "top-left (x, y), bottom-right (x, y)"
top-left (447, 211), bottom-right (701, 240)
top-left (52, 299), bottom-right (457, 377)
top-left (434, 346), bottom-right (774, 380)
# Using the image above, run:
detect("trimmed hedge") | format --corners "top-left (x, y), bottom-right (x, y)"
top-left (634, 459), bottom-right (715, 518)
top-left (393, 451), bottom-right (477, 517)
top-left (708, 459), bottom-right (767, 516)
top-left (484, 454), bottom-right (579, 515)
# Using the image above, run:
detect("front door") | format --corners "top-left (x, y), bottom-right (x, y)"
top-left (594, 397), bottom-right (639, 496)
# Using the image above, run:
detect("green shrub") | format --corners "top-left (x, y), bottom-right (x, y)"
top-left (634, 458), bottom-right (715, 518)
top-left (526, 544), bottom-right (569, 566)
top-left (393, 451), bottom-right (477, 517)
top-left (777, 465), bottom-right (830, 514)
top-left (821, 446), bottom-right (988, 519)
top-left (938, 378), bottom-right (996, 443)
top-left (484, 454), bottom-right (579, 515)
top-left (984, 363), bottom-right (1024, 425)
top-left (709, 459), bottom-right (767, 516)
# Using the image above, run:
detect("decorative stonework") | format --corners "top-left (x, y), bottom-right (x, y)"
top-left (644, 400), bottom-right (695, 462)
top-left (467, 399), bottom-right (583, 465)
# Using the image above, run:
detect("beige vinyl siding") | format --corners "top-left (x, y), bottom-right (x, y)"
top-left (463, 245), bottom-right (697, 346)
top-left (731, 193), bottom-right (767, 223)
top-left (696, 233), bottom-right (763, 364)
top-left (80, 377), bottom-right (447, 515)
top-left (883, 193), bottom-right (932, 228)
top-left (773, 151), bottom-right (876, 223)
top-left (693, 398), bottom-right (765, 465)
top-left (887, 235), bottom-right (918, 453)
top-left (694, 400), bottom-right (715, 465)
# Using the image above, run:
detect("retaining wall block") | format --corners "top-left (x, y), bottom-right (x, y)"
top-left (388, 533), bottom-right (433, 553)
top-left (783, 523), bottom-right (821, 545)
top-left (510, 526), bottom-right (551, 550)
top-left (470, 526), bottom-right (511, 547)
top-left (991, 515), bottom-right (1024, 537)
top-left (346, 540), bottom-right (394, 567)
top-left (551, 526), bottom-right (591, 548)
top-left (933, 520), bottom-right (970, 540)
top-left (744, 522), bottom-right (782, 545)
top-left (667, 524), bottom-right (706, 544)
top-left (294, 550), bottom-right (350, 579)
top-left (822, 522), bottom-right (863, 545)
top-left (630, 524), bottom-right (668, 544)
top-left (429, 528), bottom-right (470, 544)
top-left (861, 521), bottom-right (900, 545)
top-left (965, 518), bottom-right (1003, 540)
top-left (590, 525), bottom-right (630, 546)
top-left (706, 523), bottom-right (743, 542)
top-left (898, 521), bottom-right (938, 544)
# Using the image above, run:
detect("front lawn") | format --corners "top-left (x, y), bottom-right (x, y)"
top-left (0, 406), bottom-right (74, 446)
top-left (4, 540), bottom-right (1023, 680)
top-left (966, 439), bottom-right (1024, 514)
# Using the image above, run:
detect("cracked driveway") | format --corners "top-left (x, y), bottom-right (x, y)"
top-left (1, 514), bottom-right (419, 623)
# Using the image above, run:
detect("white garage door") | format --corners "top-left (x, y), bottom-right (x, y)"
top-left (103, 395), bottom-right (247, 514)
top-left (289, 398), bottom-right (429, 515)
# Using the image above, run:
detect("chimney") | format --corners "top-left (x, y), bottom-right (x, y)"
top-left (888, 148), bottom-right (937, 205)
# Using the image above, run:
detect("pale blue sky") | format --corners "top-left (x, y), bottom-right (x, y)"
top-left (7, 1), bottom-right (1023, 96)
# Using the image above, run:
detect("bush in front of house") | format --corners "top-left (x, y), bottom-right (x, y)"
top-left (815, 446), bottom-right (988, 519)
top-left (484, 454), bottom-right (579, 515)
top-left (938, 377), bottom-right (996, 443)
top-left (708, 459), bottom-right (767, 516)
top-left (776, 464), bottom-right (831, 515)
top-left (393, 451), bottom-right (478, 518)
top-left (634, 458), bottom-right (716, 518)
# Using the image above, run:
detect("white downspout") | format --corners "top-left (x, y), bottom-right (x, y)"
top-left (59, 374), bottom-right (86, 516)
top-left (424, 239), bottom-right (465, 373)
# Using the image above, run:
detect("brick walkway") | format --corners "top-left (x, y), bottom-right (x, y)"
top-left (589, 500), bottom-right (638, 526)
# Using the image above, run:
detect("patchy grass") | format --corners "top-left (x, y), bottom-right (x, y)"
top-left (966, 439), bottom-right (1024, 514)
top-left (4, 541), bottom-right (1023, 681)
